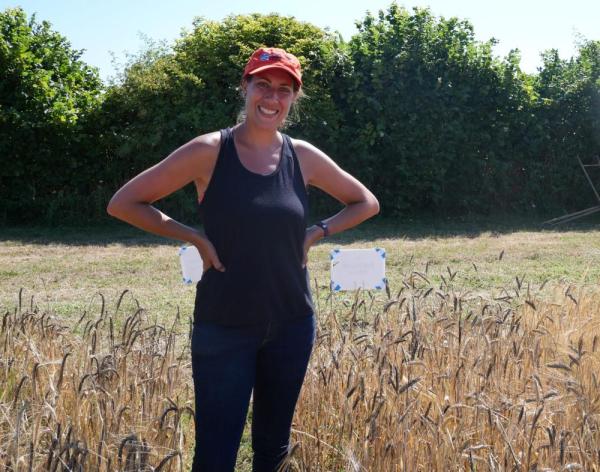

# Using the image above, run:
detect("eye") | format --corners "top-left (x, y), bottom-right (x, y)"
top-left (256, 81), bottom-right (270, 90)
top-left (278, 87), bottom-right (292, 96)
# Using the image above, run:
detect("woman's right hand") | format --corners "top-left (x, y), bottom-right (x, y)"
top-left (192, 232), bottom-right (225, 273)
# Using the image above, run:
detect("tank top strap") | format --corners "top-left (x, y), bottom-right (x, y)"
top-left (281, 133), bottom-right (296, 167)
top-left (198, 128), bottom-right (233, 209)
top-left (211, 127), bottom-right (237, 176)
top-left (219, 127), bottom-right (234, 165)
top-left (281, 133), bottom-right (307, 191)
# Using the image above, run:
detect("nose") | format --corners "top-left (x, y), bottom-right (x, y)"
top-left (264, 87), bottom-right (280, 100)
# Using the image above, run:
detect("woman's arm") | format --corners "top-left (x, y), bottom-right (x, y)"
top-left (106, 131), bottom-right (226, 271)
top-left (292, 139), bottom-right (380, 264)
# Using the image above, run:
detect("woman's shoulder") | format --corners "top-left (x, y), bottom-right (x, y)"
top-left (182, 130), bottom-right (227, 172)
top-left (288, 137), bottom-right (337, 185)
top-left (288, 137), bottom-right (321, 159)
top-left (185, 130), bottom-right (227, 196)
top-left (289, 137), bottom-right (336, 165)
top-left (190, 130), bottom-right (225, 154)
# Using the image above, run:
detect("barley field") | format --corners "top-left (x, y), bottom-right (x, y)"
top-left (1, 221), bottom-right (600, 471)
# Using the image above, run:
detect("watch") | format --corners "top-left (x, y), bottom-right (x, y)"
top-left (315, 221), bottom-right (329, 237)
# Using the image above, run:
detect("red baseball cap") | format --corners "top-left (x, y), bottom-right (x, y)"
top-left (243, 47), bottom-right (302, 88)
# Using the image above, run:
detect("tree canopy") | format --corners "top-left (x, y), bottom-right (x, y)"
top-left (1, 5), bottom-right (598, 224)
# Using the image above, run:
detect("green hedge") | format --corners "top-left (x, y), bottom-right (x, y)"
top-left (1, 5), bottom-right (598, 225)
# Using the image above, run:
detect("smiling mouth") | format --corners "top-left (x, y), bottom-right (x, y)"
top-left (258, 105), bottom-right (279, 117)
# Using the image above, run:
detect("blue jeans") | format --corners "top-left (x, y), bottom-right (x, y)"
top-left (190, 314), bottom-right (316, 472)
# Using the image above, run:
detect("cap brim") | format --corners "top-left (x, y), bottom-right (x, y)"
top-left (246, 63), bottom-right (302, 87)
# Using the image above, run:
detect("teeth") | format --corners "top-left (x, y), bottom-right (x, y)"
top-left (258, 106), bottom-right (278, 116)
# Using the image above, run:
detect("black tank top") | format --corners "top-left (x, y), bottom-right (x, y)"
top-left (193, 127), bottom-right (315, 326)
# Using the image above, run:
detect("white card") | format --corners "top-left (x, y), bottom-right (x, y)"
top-left (330, 248), bottom-right (387, 291)
top-left (179, 246), bottom-right (204, 284)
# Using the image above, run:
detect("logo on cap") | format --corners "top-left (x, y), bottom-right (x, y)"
top-left (259, 52), bottom-right (282, 62)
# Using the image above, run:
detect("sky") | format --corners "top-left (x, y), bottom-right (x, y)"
top-left (3, 0), bottom-right (599, 82)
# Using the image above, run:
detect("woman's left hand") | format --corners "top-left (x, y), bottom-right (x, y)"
top-left (302, 225), bottom-right (323, 268)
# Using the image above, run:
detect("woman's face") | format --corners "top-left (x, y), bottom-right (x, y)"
top-left (243, 69), bottom-right (298, 130)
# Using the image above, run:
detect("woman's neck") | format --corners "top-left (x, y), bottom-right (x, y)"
top-left (234, 121), bottom-right (281, 150)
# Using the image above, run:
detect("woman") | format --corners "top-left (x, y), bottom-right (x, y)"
top-left (107, 47), bottom-right (379, 472)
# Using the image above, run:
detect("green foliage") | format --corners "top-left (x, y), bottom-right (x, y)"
top-left (0, 7), bottom-right (103, 223)
top-left (337, 6), bottom-right (533, 215)
top-left (327, 5), bottom-right (599, 217)
top-left (1, 4), bottom-right (599, 224)
top-left (528, 40), bottom-right (600, 213)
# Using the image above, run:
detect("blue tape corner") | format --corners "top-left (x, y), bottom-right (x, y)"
top-left (374, 277), bottom-right (387, 290)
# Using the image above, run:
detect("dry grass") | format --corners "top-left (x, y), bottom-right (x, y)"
top-left (2, 275), bottom-right (599, 470)
top-left (2, 223), bottom-right (600, 470)
top-left (2, 224), bottom-right (600, 321)
top-left (0, 289), bottom-right (194, 471)
top-left (288, 275), bottom-right (600, 471)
